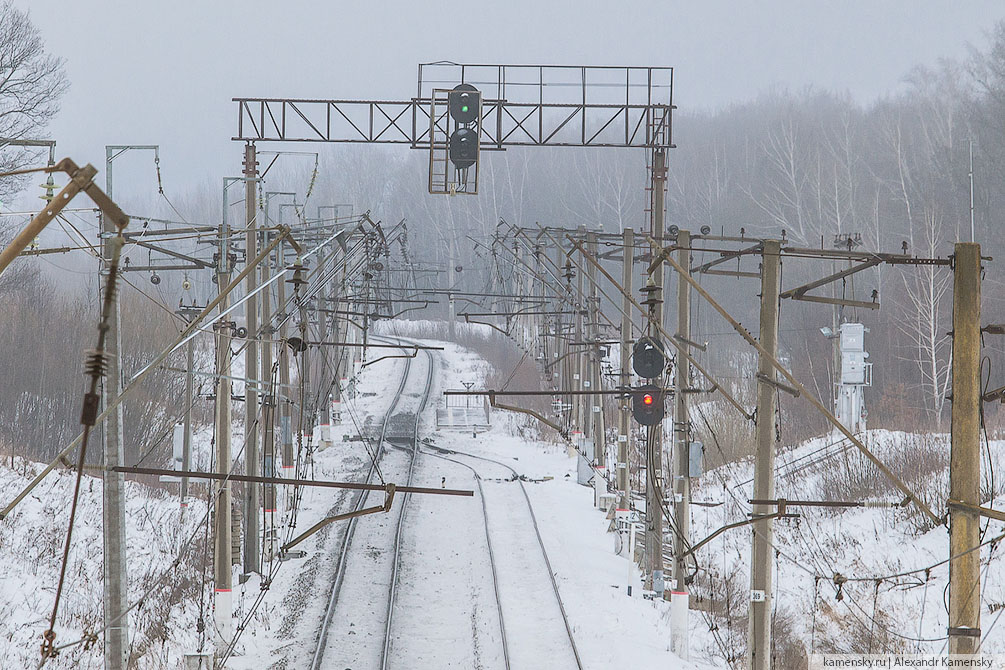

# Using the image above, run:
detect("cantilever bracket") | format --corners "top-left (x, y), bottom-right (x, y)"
top-left (755, 372), bottom-right (800, 397)
top-left (463, 314), bottom-right (511, 337)
top-left (0, 157), bottom-right (130, 276)
top-left (673, 334), bottom-right (707, 352)
top-left (683, 511), bottom-right (795, 558)
top-left (362, 346), bottom-right (419, 368)
top-left (283, 482), bottom-right (399, 551)
top-left (488, 393), bottom-right (568, 439)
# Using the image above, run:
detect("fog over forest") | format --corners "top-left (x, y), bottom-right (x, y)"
top-left (6, 16), bottom-right (1005, 463)
top-left (4, 5), bottom-right (1005, 670)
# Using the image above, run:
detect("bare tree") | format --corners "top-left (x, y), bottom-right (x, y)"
top-left (0, 2), bottom-right (68, 199)
top-left (894, 208), bottom-right (953, 424)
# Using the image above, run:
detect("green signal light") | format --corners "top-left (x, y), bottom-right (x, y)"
top-left (461, 105), bottom-right (469, 113)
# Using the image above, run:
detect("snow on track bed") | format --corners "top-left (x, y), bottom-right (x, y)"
top-left (418, 446), bottom-right (582, 670)
top-left (239, 351), bottom-right (413, 670)
top-left (316, 346), bottom-right (433, 670)
top-left (385, 452), bottom-right (505, 669)
top-left (247, 338), bottom-right (698, 670)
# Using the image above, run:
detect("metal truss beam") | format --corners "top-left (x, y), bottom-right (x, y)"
top-left (234, 97), bottom-right (672, 149)
top-left (234, 63), bottom-right (673, 150)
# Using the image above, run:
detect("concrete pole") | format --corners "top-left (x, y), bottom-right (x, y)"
top-left (671, 229), bottom-right (692, 657)
top-left (645, 148), bottom-right (667, 595)
top-left (101, 147), bottom-right (128, 670)
top-left (617, 227), bottom-right (634, 510)
top-left (576, 245), bottom-right (586, 437)
top-left (242, 142), bottom-right (260, 576)
top-left (181, 336), bottom-right (194, 507)
top-left (317, 242), bottom-right (330, 440)
top-left (522, 241), bottom-right (533, 350)
top-left (534, 243), bottom-right (544, 361)
top-left (587, 232), bottom-right (606, 493)
top-left (557, 244), bottom-right (573, 446)
top-left (448, 232), bottom-right (457, 340)
top-left (361, 236), bottom-right (371, 362)
top-left (277, 253), bottom-right (294, 474)
top-left (672, 230), bottom-right (691, 590)
top-left (331, 252), bottom-right (345, 417)
top-left (299, 298), bottom-right (312, 439)
top-left (214, 181), bottom-right (235, 655)
top-left (575, 242), bottom-right (590, 484)
top-left (747, 239), bottom-right (782, 670)
top-left (260, 232), bottom-right (276, 535)
top-left (949, 242), bottom-right (981, 654)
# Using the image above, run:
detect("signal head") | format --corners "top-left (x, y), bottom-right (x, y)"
top-left (448, 83), bottom-right (480, 125)
top-left (632, 384), bottom-right (665, 426)
top-left (449, 127), bottom-right (479, 169)
top-left (632, 335), bottom-right (666, 379)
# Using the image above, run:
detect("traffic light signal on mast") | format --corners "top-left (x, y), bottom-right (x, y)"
top-left (632, 335), bottom-right (666, 378)
top-left (632, 384), bottom-right (665, 426)
top-left (448, 83), bottom-right (480, 170)
top-left (449, 127), bottom-right (478, 169)
top-left (448, 84), bottom-right (479, 124)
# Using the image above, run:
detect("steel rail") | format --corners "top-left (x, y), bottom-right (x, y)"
top-left (381, 346), bottom-right (435, 670)
top-left (421, 443), bottom-right (584, 670)
top-left (309, 339), bottom-right (414, 670)
top-left (417, 449), bottom-right (512, 670)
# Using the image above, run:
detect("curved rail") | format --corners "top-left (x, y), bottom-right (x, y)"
top-left (309, 339), bottom-right (417, 670)
top-left (380, 346), bottom-right (434, 670)
top-left (420, 443), bottom-right (583, 670)
top-left (417, 450), bottom-right (512, 670)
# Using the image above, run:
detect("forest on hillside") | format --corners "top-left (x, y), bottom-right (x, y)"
top-left (7, 22), bottom-right (1005, 466)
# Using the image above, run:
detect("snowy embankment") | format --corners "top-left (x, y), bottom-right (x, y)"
top-left (0, 455), bottom-right (208, 669)
top-left (6, 335), bottom-right (990, 669)
top-left (688, 429), bottom-right (1005, 661)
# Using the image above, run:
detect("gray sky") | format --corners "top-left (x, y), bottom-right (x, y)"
top-left (14, 0), bottom-right (1005, 195)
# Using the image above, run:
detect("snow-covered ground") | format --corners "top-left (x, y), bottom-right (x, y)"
top-left (688, 429), bottom-right (1005, 660)
top-left (230, 338), bottom-right (704, 669)
top-left (3, 332), bottom-right (999, 669)
top-left (0, 456), bottom-right (208, 669)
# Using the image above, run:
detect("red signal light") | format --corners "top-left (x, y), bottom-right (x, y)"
top-left (632, 384), bottom-right (664, 426)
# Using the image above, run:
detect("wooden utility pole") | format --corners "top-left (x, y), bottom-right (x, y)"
top-left (645, 147), bottom-right (668, 595)
top-left (243, 142), bottom-right (261, 575)
top-left (617, 227), bottom-right (634, 510)
top-left (672, 230), bottom-right (691, 590)
top-left (748, 239), bottom-right (781, 670)
top-left (214, 181), bottom-right (236, 654)
top-left (949, 242), bottom-right (981, 654)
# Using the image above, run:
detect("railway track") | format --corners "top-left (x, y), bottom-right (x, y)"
top-left (310, 339), bottom-right (433, 670)
top-left (410, 443), bottom-right (584, 670)
top-left (308, 344), bottom-right (579, 670)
